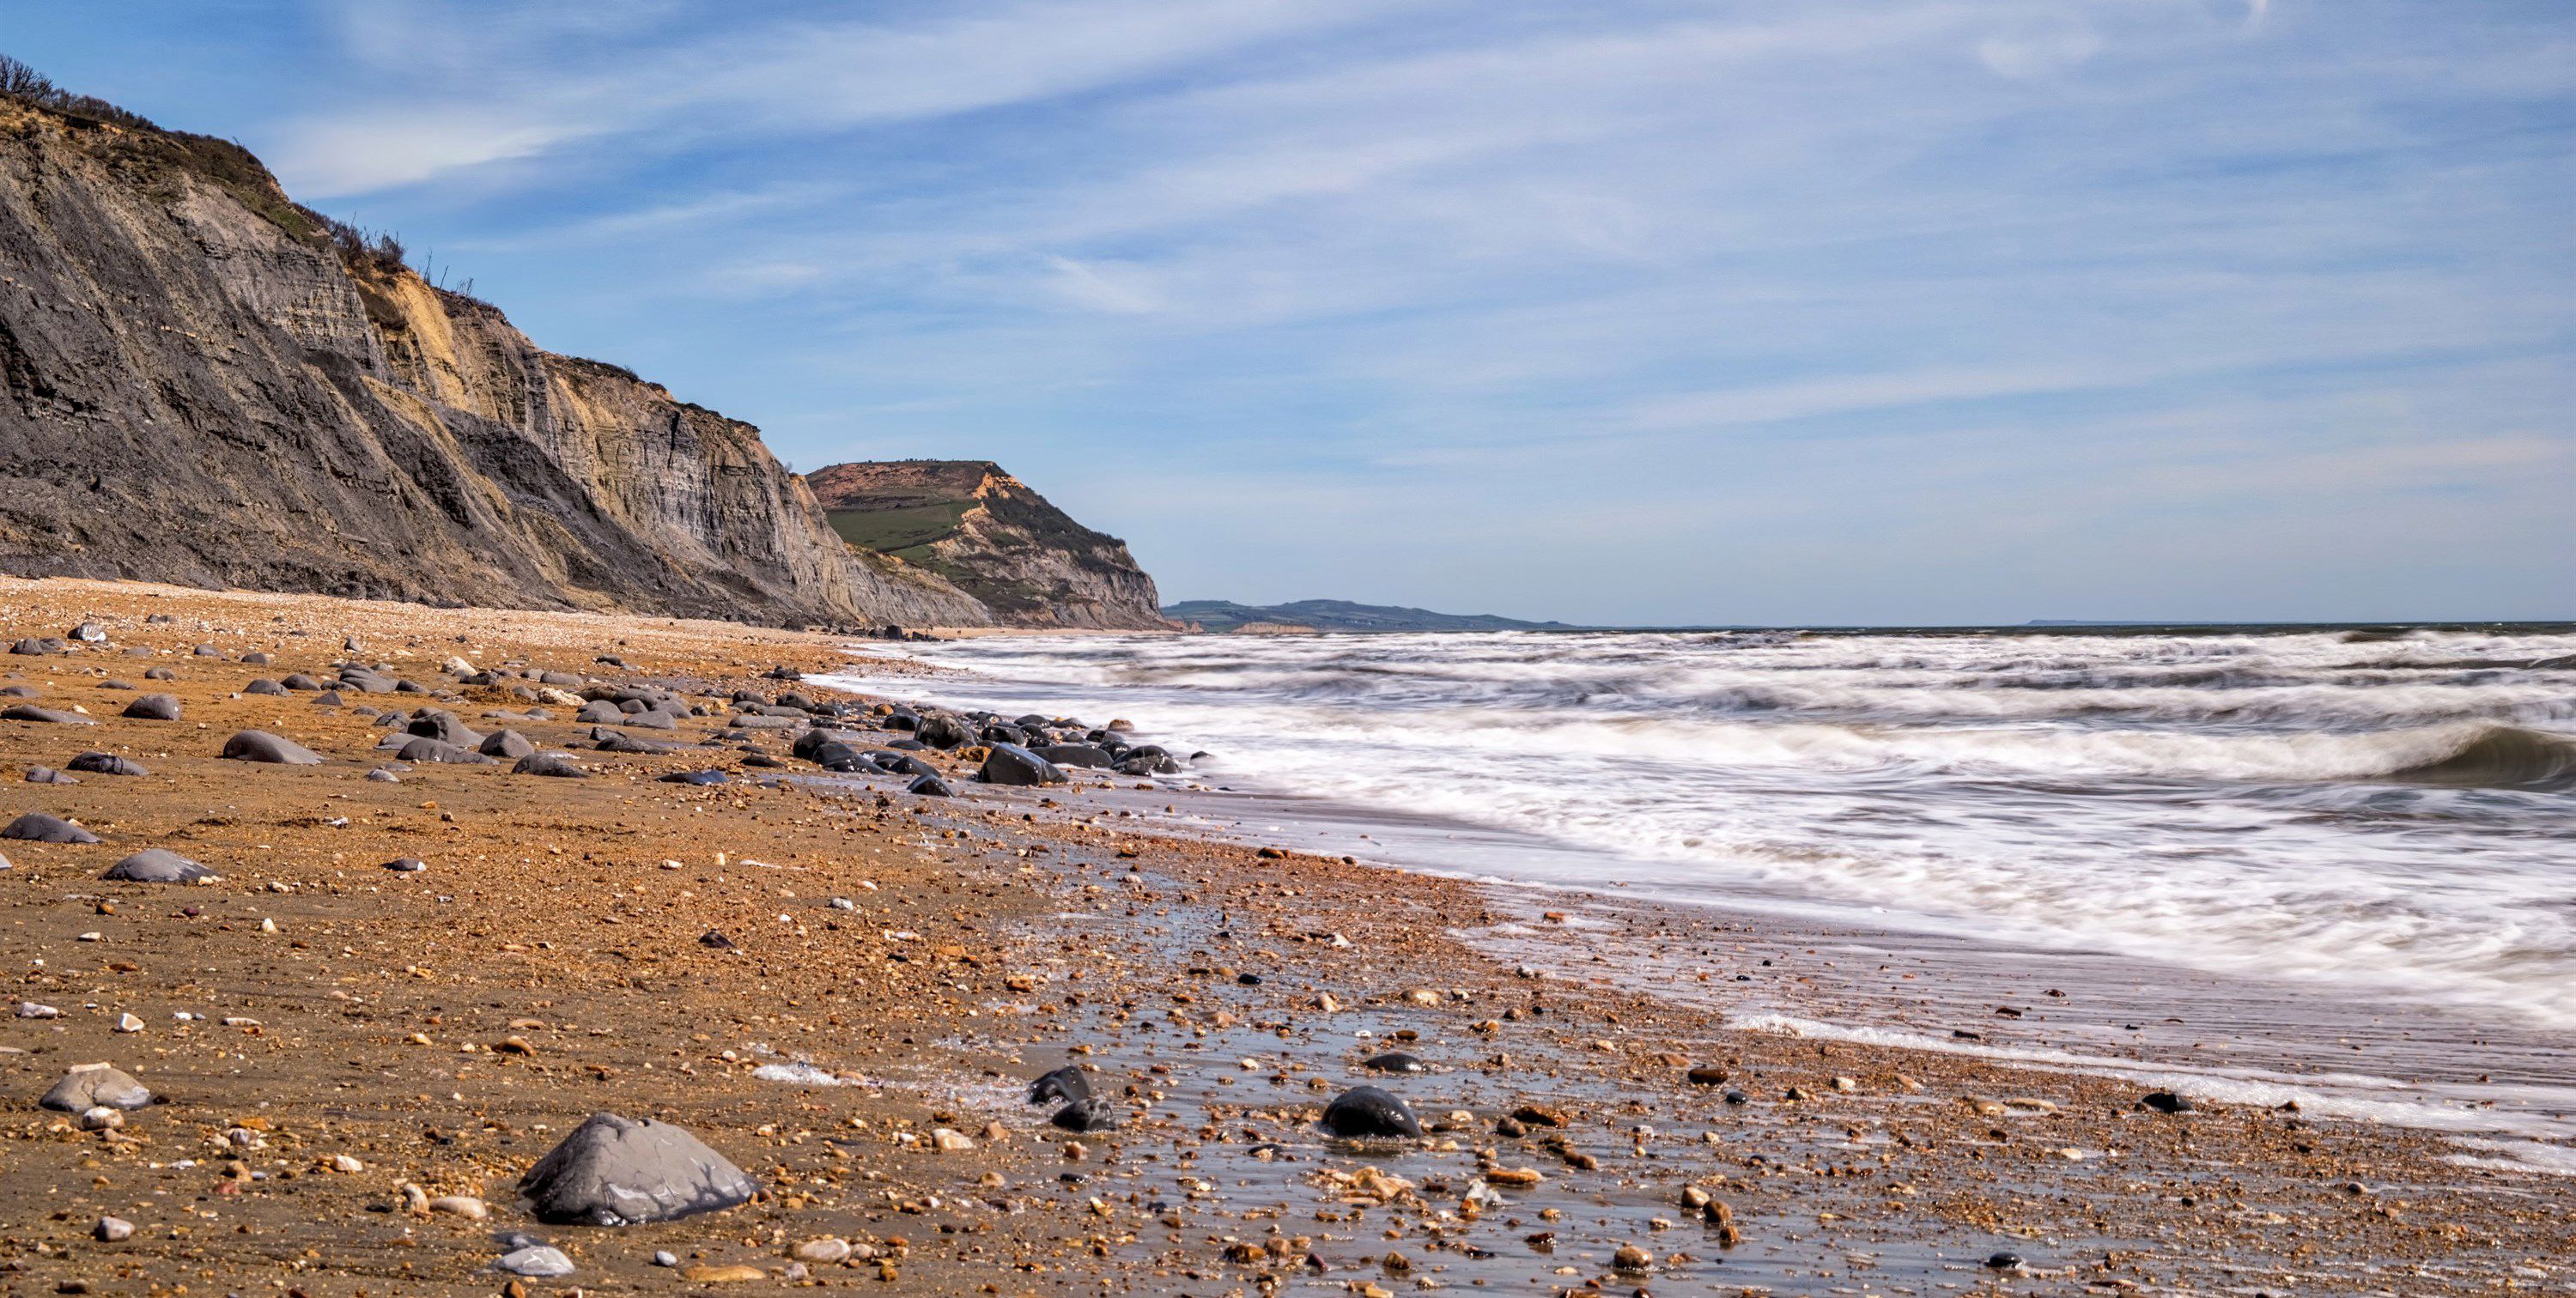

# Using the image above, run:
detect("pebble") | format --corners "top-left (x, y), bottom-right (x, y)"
top-left (680, 1264), bottom-right (768, 1283)
top-left (93, 1216), bottom-right (133, 1242)
top-left (495, 1245), bottom-right (576, 1277)
top-left (79, 1106), bottom-right (124, 1131)
top-left (18, 1001), bottom-right (59, 1018)
top-left (792, 1237), bottom-right (851, 1264)
top-left (1986, 1251), bottom-right (2026, 1270)
top-left (425, 1195), bottom-right (488, 1220)
top-left (114, 1012), bottom-right (143, 1033)
top-left (653, 1250), bottom-right (680, 1267)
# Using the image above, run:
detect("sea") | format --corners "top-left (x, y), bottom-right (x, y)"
top-left (821, 624), bottom-right (2576, 1162)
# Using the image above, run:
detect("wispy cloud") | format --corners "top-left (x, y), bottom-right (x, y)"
top-left (71, 0), bottom-right (2569, 622)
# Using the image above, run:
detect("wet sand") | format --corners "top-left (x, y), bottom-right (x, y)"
top-left (0, 575), bottom-right (2567, 1296)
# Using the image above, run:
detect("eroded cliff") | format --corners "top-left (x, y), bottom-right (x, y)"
top-left (0, 97), bottom-right (987, 627)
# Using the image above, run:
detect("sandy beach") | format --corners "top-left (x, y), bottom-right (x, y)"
top-left (0, 576), bottom-right (2567, 1297)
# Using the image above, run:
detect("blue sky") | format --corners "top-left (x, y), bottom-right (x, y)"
top-left (15, 1), bottom-right (2573, 624)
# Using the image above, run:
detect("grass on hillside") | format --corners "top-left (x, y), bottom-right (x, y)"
top-left (825, 502), bottom-right (971, 557)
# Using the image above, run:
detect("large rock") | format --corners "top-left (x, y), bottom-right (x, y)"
top-left (66, 752), bottom-right (149, 777)
top-left (1321, 1086), bottom-right (1422, 1138)
top-left (102, 848), bottom-right (215, 883)
top-left (2, 704), bottom-right (92, 725)
top-left (513, 751), bottom-right (589, 778)
top-left (915, 713), bottom-right (975, 750)
top-left (517, 1113), bottom-right (757, 1225)
top-left (978, 743), bottom-right (1068, 787)
top-left (120, 694), bottom-right (181, 721)
top-left (221, 731), bottom-right (323, 765)
top-left (478, 728), bottom-right (536, 759)
top-left (39, 1063), bottom-right (152, 1112)
top-left (3, 812), bottom-right (100, 843)
top-left (396, 737), bottom-right (496, 765)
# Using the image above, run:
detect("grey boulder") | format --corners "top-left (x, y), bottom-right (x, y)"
top-left (517, 1112), bottom-right (757, 1226)
top-left (3, 812), bottom-right (100, 843)
top-left (513, 751), bottom-right (589, 778)
top-left (120, 694), bottom-right (182, 721)
top-left (2, 704), bottom-right (92, 725)
top-left (221, 731), bottom-right (323, 765)
top-left (102, 848), bottom-right (216, 883)
top-left (478, 729), bottom-right (536, 759)
top-left (396, 737), bottom-right (496, 765)
top-left (40, 1062), bottom-right (152, 1112)
top-left (66, 752), bottom-right (149, 777)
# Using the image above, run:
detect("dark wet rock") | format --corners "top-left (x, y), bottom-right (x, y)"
top-left (477, 729), bottom-right (535, 759)
top-left (3, 704), bottom-right (93, 725)
top-left (981, 723), bottom-right (1029, 747)
top-left (517, 1112), bottom-right (757, 1226)
top-left (311, 689), bottom-right (344, 707)
top-left (3, 813), bottom-right (100, 843)
top-left (96, 679), bottom-right (135, 690)
top-left (243, 678), bottom-right (288, 696)
top-left (9, 637), bottom-right (66, 656)
top-left (513, 752), bottom-right (589, 778)
top-left (742, 754), bottom-right (784, 768)
top-left (1362, 1052), bottom-right (1427, 1074)
top-left (791, 728), bottom-right (867, 761)
top-left (809, 740), bottom-right (868, 772)
top-left (241, 651), bottom-right (270, 664)
top-left (576, 701), bottom-right (624, 725)
top-left (66, 752), bottom-right (149, 777)
top-left (659, 769), bottom-right (730, 785)
top-left (916, 713), bottom-right (975, 750)
top-left (883, 710), bottom-right (918, 731)
top-left (1050, 1097), bottom-right (1123, 1132)
top-left (1686, 1065), bottom-right (1728, 1085)
top-left (1029, 1065), bottom-right (1091, 1106)
top-left (222, 731), bottom-right (324, 765)
top-left (2140, 1090), bottom-right (2194, 1114)
top-left (385, 857), bottom-right (428, 872)
top-left (978, 743), bottom-right (1068, 787)
top-left (23, 767), bottom-right (77, 785)
top-left (40, 1063), bottom-right (151, 1112)
top-left (398, 737), bottom-right (497, 765)
top-left (699, 929), bottom-right (739, 950)
top-left (120, 694), bottom-right (181, 721)
top-left (906, 773), bottom-right (955, 797)
top-left (1722, 1089), bottom-right (1749, 1106)
top-left (1036, 743), bottom-right (1115, 768)
top-left (1116, 754), bottom-right (1180, 776)
top-left (281, 673), bottom-right (325, 690)
top-left (1322, 1086), bottom-right (1422, 1138)
top-left (869, 751), bottom-right (933, 777)
top-left (103, 848), bottom-right (215, 883)
top-left (1985, 1252), bottom-right (2025, 1271)
top-left (0, 685), bottom-right (35, 697)
top-left (596, 732), bottom-right (673, 755)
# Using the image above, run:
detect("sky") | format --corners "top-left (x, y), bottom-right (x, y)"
top-left (13, 0), bottom-right (2573, 625)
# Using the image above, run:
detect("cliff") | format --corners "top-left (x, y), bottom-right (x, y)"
top-left (805, 460), bottom-right (1176, 630)
top-left (0, 94), bottom-right (990, 627)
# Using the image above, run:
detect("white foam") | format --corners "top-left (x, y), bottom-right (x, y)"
top-left (816, 626), bottom-right (2576, 1032)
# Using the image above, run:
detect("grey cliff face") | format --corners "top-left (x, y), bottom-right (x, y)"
top-left (0, 102), bottom-right (987, 627)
